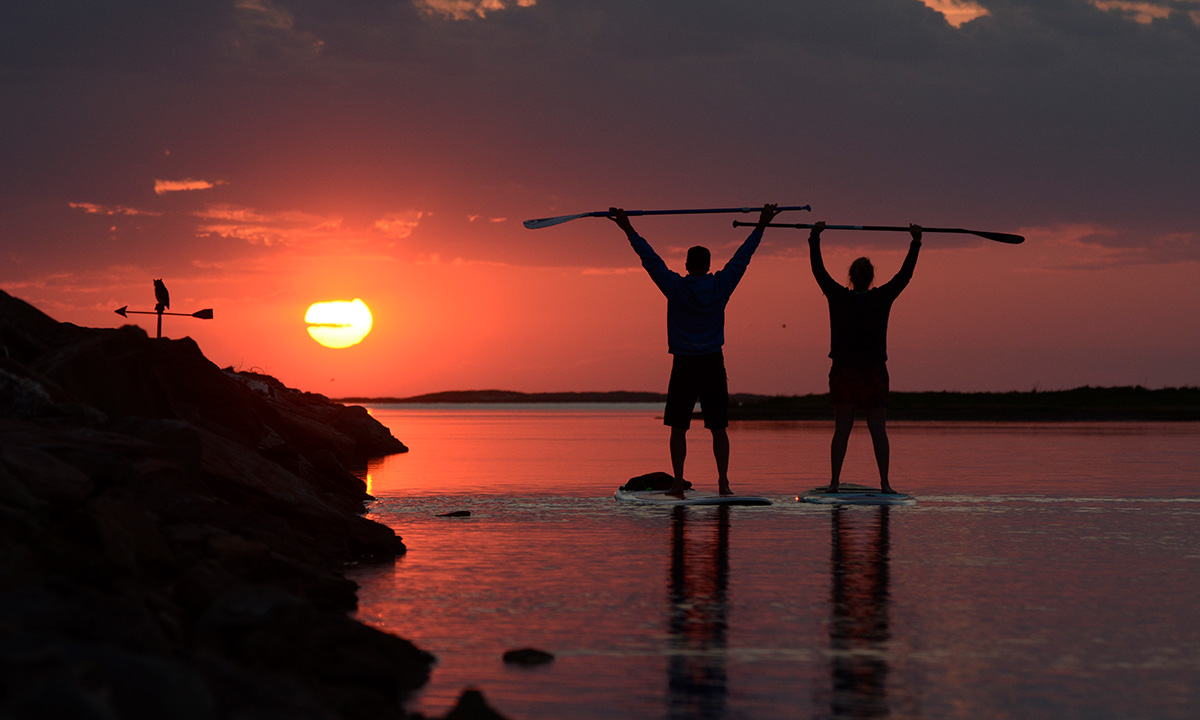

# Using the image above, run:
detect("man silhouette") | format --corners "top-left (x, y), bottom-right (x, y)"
top-left (808, 221), bottom-right (922, 494)
top-left (609, 204), bottom-right (779, 497)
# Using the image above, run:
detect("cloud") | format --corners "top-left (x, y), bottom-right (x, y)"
top-left (1070, 227), bottom-right (1200, 266)
top-left (193, 205), bottom-right (435, 250)
top-left (230, 0), bottom-right (325, 62)
top-left (581, 267), bottom-right (644, 276)
top-left (1026, 222), bottom-right (1200, 268)
top-left (236, 0), bottom-right (300, 31)
top-left (414, 0), bottom-right (538, 21)
top-left (374, 211), bottom-right (425, 239)
top-left (1089, 1), bottom-right (1200, 25)
top-left (194, 205), bottom-right (344, 247)
top-left (5, 0), bottom-right (1200, 274)
top-left (154, 179), bottom-right (226, 195)
top-left (915, 0), bottom-right (990, 27)
top-left (69, 202), bottom-right (160, 217)
top-left (194, 206), bottom-right (317, 224)
top-left (0, 1), bottom-right (235, 73)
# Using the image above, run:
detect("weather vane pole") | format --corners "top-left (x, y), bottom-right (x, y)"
top-left (114, 279), bottom-right (213, 339)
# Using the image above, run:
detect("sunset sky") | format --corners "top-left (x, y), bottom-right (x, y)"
top-left (3, 0), bottom-right (1198, 398)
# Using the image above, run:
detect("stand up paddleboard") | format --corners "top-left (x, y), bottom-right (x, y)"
top-left (614, 489), bottom-right (772, 507)
top-left (798, 483), bottom-right (916, 506)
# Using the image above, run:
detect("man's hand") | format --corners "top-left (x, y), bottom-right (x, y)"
top-left (909, 223), bottom-right (923, 244)
top-left (608, 207), bottom-right (635, 235)
top-left (755, 203), bottom-right (780, 228)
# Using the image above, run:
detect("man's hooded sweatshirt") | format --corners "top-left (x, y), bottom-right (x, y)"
top-left (628, 227), bottom-right (764, 355)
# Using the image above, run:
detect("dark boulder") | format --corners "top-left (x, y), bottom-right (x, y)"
top-left (441, 689), bottom-right (510, 720)
top-left (0, 289), bottom-right (431, 719)
top-left (502, 647), bottom-right (555, 666)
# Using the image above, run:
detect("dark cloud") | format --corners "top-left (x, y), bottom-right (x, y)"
top-left (3, 0), bottom-right (1198, 274)
top-left (0, 1), bottom-right (236, 72)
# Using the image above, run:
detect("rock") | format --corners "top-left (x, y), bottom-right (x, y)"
top-left (3, 289), bottom-right (406, 484)
top-left (195, 584), bottom-right (433, 717)
top-left (0, 288), bottom-right (85, 362)
top-left (438, 510), bottom-right (471, 518)
top-left (229, 370), bottom-right (410, 462)
top-left (501, 647), bottom-right (555, 666)
top-left (0, 367), bottom-right (54, 419)
top-left (0, 441), bottom-right (93, 505)
top-left (0, 289), bottom-right (433, 719)
top-left (442, 688), bottom-right (510, 720)
top-left (0, 637), bottom-right (221, 720)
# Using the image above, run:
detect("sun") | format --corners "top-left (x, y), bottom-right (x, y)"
top-left (305, 299), bottom-right (373, 348)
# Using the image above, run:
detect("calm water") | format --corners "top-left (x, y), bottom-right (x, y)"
top-left (349, 406), bottom-right (1200, 719)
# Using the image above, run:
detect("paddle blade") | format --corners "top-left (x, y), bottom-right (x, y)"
top-left (523, 213), bottom-right (598, 229)
top-left (972, 230), bottom-right (1025, 244)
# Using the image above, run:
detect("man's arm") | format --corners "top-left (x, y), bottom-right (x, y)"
top-left (721, 203), bottom-right (779, 275)
top-left (608, 207), bottom-right (673, 288)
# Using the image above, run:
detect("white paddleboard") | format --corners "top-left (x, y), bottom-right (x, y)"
top-left (798, 483), bottom-right (916, 506)
top-left (614, 489), bottom-right (773, 506)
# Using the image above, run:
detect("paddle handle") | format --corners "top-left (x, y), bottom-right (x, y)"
top-left (732, 221), bottom-right (1024, 244)
top-left (525, 204), bottom-right (811, 229)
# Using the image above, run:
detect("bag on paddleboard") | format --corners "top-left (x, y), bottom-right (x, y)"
top-left (621, 472), bottom-right (693, 492)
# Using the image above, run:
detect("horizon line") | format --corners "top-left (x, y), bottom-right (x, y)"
top-left (333, 384), bottom-right (1200, 404)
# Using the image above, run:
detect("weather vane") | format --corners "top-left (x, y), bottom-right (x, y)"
top-left (114, 279), bottom-right (213, 339)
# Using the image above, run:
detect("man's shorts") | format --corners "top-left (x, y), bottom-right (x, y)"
top-left (663, 352), bottom-right (729, 429)
top-left (829, 363), bottom-right (890, 409)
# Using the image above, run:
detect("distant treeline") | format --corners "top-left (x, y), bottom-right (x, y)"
top-left (345, 389), bottom-right (668, 404)
top-left (727, 386), bottom-right (1200, 421)
top-left (341, 386), bottom-right (1200, 421)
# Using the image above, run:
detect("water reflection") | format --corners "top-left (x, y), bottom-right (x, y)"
top-left (667, 505), bottom-right (730, 719)
top-left (826, 506), bottom-right (892, 718)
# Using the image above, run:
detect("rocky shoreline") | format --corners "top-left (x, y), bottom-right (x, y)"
top-left (0, 290), bottom-right (504, 719)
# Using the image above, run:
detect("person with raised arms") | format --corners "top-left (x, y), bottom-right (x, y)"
top-left (608, 203), bottom-right (780, 498)
top-left (808, 220), bottom-right (922, 495)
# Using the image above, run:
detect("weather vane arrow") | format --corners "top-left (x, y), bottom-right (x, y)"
top-left (114, 306), bottom-right (214, 320)
top-left (114, 279), bottom-right (213, 338)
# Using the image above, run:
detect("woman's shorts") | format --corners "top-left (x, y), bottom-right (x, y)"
top-left (829, 363), bottom-right (889, 408)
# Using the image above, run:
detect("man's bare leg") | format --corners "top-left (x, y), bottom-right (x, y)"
top-left (712, 427), bottom-right (732, 495)
top-left (829, 404), bottom-right (855, 493)
top-left (865, 407), bottom-right (893, 493)
top-left (667, 426), bottom-right (688, 496)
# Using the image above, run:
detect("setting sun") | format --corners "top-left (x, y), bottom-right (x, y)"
top-left (305, 299), bottom-right (374, 348)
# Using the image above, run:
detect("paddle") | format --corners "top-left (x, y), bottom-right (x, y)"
top-left (524, 204), bottom-right (812, 230)
top-left (731, 221), bottom-right (1024, 245)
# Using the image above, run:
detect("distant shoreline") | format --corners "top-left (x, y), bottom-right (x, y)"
top-left (339, 385), bottom-right (1200, 422)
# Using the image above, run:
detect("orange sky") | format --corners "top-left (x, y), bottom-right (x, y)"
top-left (3, 0), bottom-right (1198, 397)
